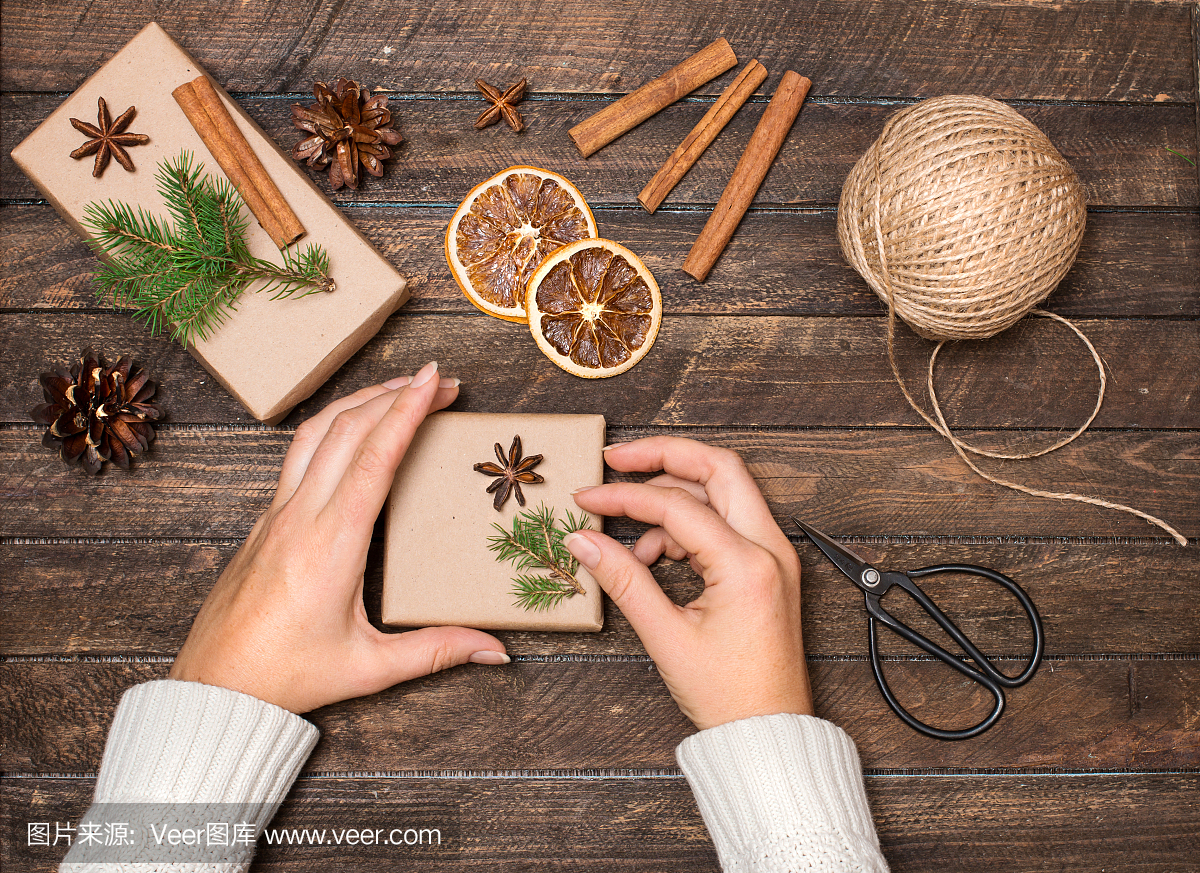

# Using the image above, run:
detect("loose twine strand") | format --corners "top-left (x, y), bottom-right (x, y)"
top-left (840, 95), bottom-right (1186, 546)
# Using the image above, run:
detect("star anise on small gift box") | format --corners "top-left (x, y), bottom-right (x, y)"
top-left (69, 97), bottom-right (150, 177)
top-left (475, 79), bottom-right (527, 132)
top-left (291, 78), bottom-right (403, 191)
top-left (474, 435), bottom-right (544, 511)
top-left (30, 349), bottom-right (162, 474)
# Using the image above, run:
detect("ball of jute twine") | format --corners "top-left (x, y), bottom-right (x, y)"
top-left (837, 95), bottom-right (1185, 545)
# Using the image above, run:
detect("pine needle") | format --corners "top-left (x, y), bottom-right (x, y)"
top-left (487, 504), bottom-right (591, 611)
top-left (1165, 147), bottom-right (1196, 166)
top-left (83, 151), bottom-right (334, 348)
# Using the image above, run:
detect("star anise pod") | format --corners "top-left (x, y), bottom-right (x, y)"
top-left (30, 349), bottom-right (163, 475)
top-left (474, 79), bottom-right (527, 132)
top-left (291, 78), bottom-right (403, 191)
top-left (473, 435), bottom-right (545, 511)
top-left (69, 97), bottom-right (151, 177)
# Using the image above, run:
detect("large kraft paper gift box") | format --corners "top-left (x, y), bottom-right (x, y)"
top-left (10, 22), bottom-right (408, 424)
top-left (384, 413), bottom-right (606, 632)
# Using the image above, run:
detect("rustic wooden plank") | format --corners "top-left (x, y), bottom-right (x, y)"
top-left (0, 0), bottom-right (1192, 101)
top-left (1, 428), bottom-right (1193, 539)
top-left (3, 206), bottom-right (1197, 319)
top-left (6, 774), bottom-right (1199, 872)
top-left (874, 772), bottom-right (1200, 872)
top-left (4, 314), bottom-right (1196, 430)
top-left (2, 541), bottom-right (1197, 658)
top-left (3, 659), bottom-right (1198, 773)
top-left (1195, 2), bottom-right (1200, 193)
top-left (5, 96), bottom-right (1197, 206)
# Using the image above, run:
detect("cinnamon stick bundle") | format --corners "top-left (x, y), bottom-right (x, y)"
top-left (172, 76), bottom-right (305, 248)
top-left (638, 59), bottom-right (768, 213)
top-left (682, 71), bottom-right (811, 282)
top-left (568, 38), bottom-right (738, 158)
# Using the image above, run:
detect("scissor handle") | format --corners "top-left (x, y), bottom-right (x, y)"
top-left (905, 564), bottom-right (1044, 687)
top-left (868, 614), bottom-right (1005, 740)
top-left (864, 564), bottom-right (1044, 740)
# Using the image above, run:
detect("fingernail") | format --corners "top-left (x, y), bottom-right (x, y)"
top-left (411, 361), bottom-right (438, 388)
top-left (602, 442), bottom-right (628, 451)
top-left (563, 531), bottom-right (601, 570)
top-left (571, 485), bottom-right (596, 494)
top-left (383, 375), bottom-right (412, 389)
top-left (438, 376), bottom-right (461, 389)
top-left (469, 650), bottom-right (511, 665)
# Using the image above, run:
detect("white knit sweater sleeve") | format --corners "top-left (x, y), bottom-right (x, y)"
top-left (676, 713), bottom-right (889, 872)
top-left (60, 679), bottom-right (319, 873)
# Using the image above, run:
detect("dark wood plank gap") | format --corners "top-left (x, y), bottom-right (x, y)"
top-left (7, 654), bottom-right (1196, 665)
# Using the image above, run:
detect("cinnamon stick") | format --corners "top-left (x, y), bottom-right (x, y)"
top-left (172, 76), bottom-right (305, 248)
top-left (568, 38), bottom-right (738, 158)
top-left (638, 59), bottom-right (768, 213)
top-left (682, 71), bottom-right (811, 282)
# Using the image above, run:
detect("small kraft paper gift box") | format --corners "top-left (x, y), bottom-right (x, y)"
top-left (10, 22), bottom-right (408, 424)
top-left (384, 413), bottom-right (607, 632)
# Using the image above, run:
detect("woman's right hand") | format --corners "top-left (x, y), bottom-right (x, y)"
top-left (564, 437), bottom-right (813, 732)
top-left (169, 362), bottom-right (510, 714)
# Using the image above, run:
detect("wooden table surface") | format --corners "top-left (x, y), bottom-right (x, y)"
top-left (2, 2), bottom-right (1198, 870)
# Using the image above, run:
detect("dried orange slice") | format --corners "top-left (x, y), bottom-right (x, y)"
top-left (446, 166), bottom-right (597, 322)
top-left (526, 239), bottom-right (662, 378)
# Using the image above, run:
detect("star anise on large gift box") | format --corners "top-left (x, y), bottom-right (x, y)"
top-left (474, 435), bottom-right (545, 511)
top-left (30, 349), bottom-right (162, 474)
top-left (69, 97), bottom-right (151, 178)
top-left (291, 78), bottom-right (403, 191)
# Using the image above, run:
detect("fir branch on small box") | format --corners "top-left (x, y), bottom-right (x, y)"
top-left (82, 151), bottom-right (334, 348)
top-left (487, 503), bottom-right (591, 611)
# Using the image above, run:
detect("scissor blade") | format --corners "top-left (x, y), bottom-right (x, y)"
top-left (790, 517), bottom-right (871, 582)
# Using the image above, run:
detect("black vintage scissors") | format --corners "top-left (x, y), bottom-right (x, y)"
top-left (792, 519), bottom-right (1044, 740)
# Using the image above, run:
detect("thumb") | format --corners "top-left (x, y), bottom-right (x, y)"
top-left (563, 530), bottom-right (682, 647)
top-left (373, 626), bottom-right (510, 686)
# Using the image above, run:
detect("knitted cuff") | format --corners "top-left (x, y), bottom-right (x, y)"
top-left (61, 679), bottom-right (319, 872)
top-left (676, 713), bottom-right (888, 873)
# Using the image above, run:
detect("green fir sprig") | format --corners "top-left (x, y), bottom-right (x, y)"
top-left (83, 151), bottom-right (334, 348)
top-left (487, 504), bottom-right (591, 611)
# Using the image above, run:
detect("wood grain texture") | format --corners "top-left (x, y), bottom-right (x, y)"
top-left (4, 314), bottom-right (1197, 429)
top-left (2, 0), bottom-right (1197, 867)
top-left (1, 428), bottom-right (1195, 539)
top-left (5, 774), bottom-right (1199, 872)
top-left (3, 659), bottom-right (1198, 773)
top-left (5, 96), bottom-right (1198, 207)
top-left (0, 0), bottom-right (1193, 101)
top-left (1195, 2), bottom-right (1200, 193)
top-left (3, 541), bottom-right (1196, 657)
top-left (3, 207), bottom-right (1198, 319)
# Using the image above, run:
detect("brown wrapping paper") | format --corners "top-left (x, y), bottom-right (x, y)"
top-left (384, 413), bottom-right (606, 633)
top-left (10, 22), bottom-right (409, 424)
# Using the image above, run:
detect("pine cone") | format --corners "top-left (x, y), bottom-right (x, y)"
top-left (30, 349), bottom-right (162, 474)
top-left (291, 78), bottom-right (403, 191)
